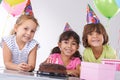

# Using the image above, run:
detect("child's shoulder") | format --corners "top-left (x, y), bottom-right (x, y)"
top-left (2, 35), bottom-right (15, 43)
top-left (27, 39), bottom-right (40, 49)
top-left (50, 53), bottom-right (61, 57)
top-left (103, 44), bottom-right (116, 55)
top-left (103, 44), bottom-right (115, 51)
top-left (0, 35), bottom-right (15, 49)
top-left (84, 47), bottom-right (92, 53)
top-left (2, 35), bottom-right (14, 39)
top-left (30, 38), bottom-right (39, 43)
top-left (72, 57), bottom-right (81, 61)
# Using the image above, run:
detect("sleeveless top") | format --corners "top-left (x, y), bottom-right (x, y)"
top-left (1, 35), bottom-right (40, 64)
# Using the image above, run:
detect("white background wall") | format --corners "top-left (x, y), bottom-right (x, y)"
top-left (0, 0), bottom-right (120, 70)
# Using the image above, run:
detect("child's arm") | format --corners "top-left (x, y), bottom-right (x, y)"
top-left (17, 45), bottom-right (38, 72)
top-left (27, 44), bottom-right (38, 71)
top-left (66, 64), bottom-right (80, 77)
top-left (3, 42), bottom-right (38, 72)
top-left (3, 42), bottom-right (19, 71)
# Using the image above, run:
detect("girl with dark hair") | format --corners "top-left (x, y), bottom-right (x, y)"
top-left (44, 30), bottom-right (82, 77)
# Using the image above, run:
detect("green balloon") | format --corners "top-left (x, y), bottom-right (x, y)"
top-left (94, 0), bottom-right (120, 19)
top-left (0, 0), bottom-right (2, 3)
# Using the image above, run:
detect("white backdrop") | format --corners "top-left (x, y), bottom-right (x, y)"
top-left (0, 0), bottom-right (120, 70)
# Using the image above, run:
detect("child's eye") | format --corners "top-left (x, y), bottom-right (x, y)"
top-left (62, 40), bottom-right (68, 44)
top-left (31, 30), bottom-right (35, 33)
top-left (72, 42), bottom-right (77, 45)
top-left (88, 32), bottom-right (92, 35)
top-left (24, 28), bottom-right (28, 30)
top-left (64, 41), bottom-right (68, 44)
top-left (97, 32), bottom-right (101, 35)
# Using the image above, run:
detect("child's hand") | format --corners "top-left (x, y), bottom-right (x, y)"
top-left (46, 57), bottom-right (58, 64)
top-left (46, 57), bottom-right (53, 63)
top-left (66, 70), bottom-right (80, 77)
top-left (17, 62), bottom-right (31, 72)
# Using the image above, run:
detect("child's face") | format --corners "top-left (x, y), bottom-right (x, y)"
top-left (87, 31), bottom-right (104, 47)
top-left (14, 19), bottom-right (37, 43)
top-left (58, 37), bottom-right (79, 57)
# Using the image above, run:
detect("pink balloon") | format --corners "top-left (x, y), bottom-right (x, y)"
top-left (1, 0), bottom-right (26, 17)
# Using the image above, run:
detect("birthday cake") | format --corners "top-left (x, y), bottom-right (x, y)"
top-left (38, 63), bottom-right (67, 76)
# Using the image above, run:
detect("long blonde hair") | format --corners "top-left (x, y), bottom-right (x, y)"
top-left (10, 14), bottom-right (39, 35)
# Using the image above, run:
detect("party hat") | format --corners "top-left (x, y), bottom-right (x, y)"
top-left (87, 4), bottom-right (100, 24)
top-left (63, 22), bottom-right (72, 32)
top-left (24, 0), bottom-right (34, 16)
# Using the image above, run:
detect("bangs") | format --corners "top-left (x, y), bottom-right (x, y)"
top-left (86, 24), bottom-right (103, 34)
top-left (59, 31), bottom-right (80, 44)
top-left (95, 27), bottom-right (103, 34)
top-left (61, 35), bottom-right (72, 40)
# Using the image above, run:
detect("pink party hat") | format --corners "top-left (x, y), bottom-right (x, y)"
top-left (64, 22), bottom-right (72, 32)
top-left (87, 4), bottom-right (100, 24)
top-left (24, 0), bottom-right (34, 16)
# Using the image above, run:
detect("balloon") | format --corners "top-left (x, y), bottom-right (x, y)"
top-left (5, 0), bottom-right (25, 6)
top-left (115, 0), bottom-right (120, 7)
top-left (0, 0), bottom-right (2, 3)
top-left (94, 0), bottom-right (120, 19)
top-left (1, 0), bottom-right (26, 17)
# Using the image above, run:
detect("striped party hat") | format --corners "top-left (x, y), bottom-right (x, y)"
top-left (24, 0), bottom-right (34, 16)
top-left (63, 22), bottom-right (72, 32)
top-left (87, 4), bottom-right (100, 24)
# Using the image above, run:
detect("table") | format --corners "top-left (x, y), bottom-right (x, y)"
top-left (0, 68), bottom-right (79, 80)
